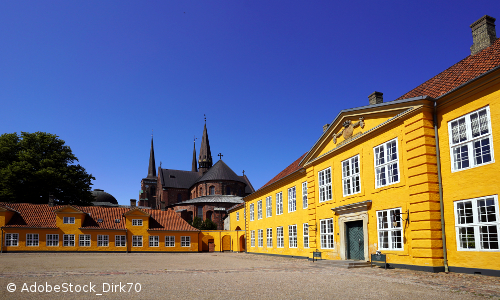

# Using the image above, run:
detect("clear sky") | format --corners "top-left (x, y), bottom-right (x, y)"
top-left (1, 1), bottom-right (499, 205)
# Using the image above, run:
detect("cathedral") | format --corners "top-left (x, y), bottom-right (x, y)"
top-left (139, 122), bottom-right (254, 230)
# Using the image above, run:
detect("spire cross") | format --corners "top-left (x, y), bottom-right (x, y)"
top-left (218, 153), bottom-right (223, 160)
top-left (242, 170), bottom-right (245, 175)
top-left (204, 114), bottom-right (206, 124)
top-left (160, 161), bottom-right (162, 168)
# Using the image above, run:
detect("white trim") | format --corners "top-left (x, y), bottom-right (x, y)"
top-left (26, 233), bottom-right (39, 247)
top-left (97, 235), bottom-right (109, 247)
top-left (342, 154), bottom-right (361, 196)
top-left (149, 235), bottom-right (159, 247)
top-left (376, 207), bottom-right (404, 251)
top-left (46, 234), bottom-right (59, 247)
top-left (257, 200), bottom-right (263, 220)
top-left (320, 218), bottom-right (334, 249)
top-left (302, 182), bottom-right (308, 209)
top-left (276, 226), bottom-right (284, 248)
top-left (373, 138), bottom-right (400, 189)
top-left (303, 223), bottom-right (309, 248)
top-left (288, 224), bottom-right (297, 248)
top-left (288, 186), bottom-right (296, 213)
top-left (132, 235), bottom-right (143, 247)
top-left (250, 230), bottom-right (255, 247)
top-left (5, 233), bottom-right (18, 247)
top-left (63, 217), bottom-right (75, 224)
top-left (276, 192), bottom-right (283, 215)
top-left (181, 236), bottom-right (190, 247)
top-left (318, 167), bottom-right (332, 202)
top-left (115, 235), bottom-right (126, 247)
top-left (266, 228), bottom-right (273, 248)
top-left (258, 229), bottom-right (263, 247)
top-left (266, 196), bottom-right (272, 217)
top-left (165, 236), bottom-right (175, 247)
top-left (132, 219), bottom-right (143, 226)
top-left (250, 203), bottom-right (255, 221)
top-left (79, 234), bottom-right (91, 247)
top-left (63, 234), bottom-right (75, 247)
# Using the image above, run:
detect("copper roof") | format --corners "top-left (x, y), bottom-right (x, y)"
top-left (259, 153), bottom-right (307, 191)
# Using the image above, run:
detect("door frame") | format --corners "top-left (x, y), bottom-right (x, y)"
top-left (345, 220), bottom-right (365, 260)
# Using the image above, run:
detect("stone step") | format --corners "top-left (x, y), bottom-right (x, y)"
top-left (312, 259), bottom-right (372, 269)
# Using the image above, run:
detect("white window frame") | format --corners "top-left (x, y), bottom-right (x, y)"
top-left (149, 235), bottom-right (159, 247)
top-left (276, 192), bottom-right (283, 215)
top-left (115, 235), bottom-right (126, 247)
top-left (62, 234), bottom-right (75, 247)
top-left (288, 186), bottom-right (296, 213)
top-left (318, 167), bottom-right (332, 202)
top-left (258, 229), bottom-right (263, 247)
top-left (377, 208), bottom-right (404, 251)
top-left (181, 236), bottom-right (190, 247)
top-left (342, 154), bottom-right (361, 196)
top-left (455, 195), bottom-right (500, 251)
top-left (303, 223), bottom-right (309, 248)
top-left (5, 233), bottom-right (18, 247)
top-left (374, 138), bottom-right (400, 189)
top-left (250, 230), bottom-right (255, 247)
top-left (320, 218), bottom-right (334, 249)
top-left (165, 236), bottom-right (175, 247)
top-left (63, 216), bottom-right (75, 224)
top-left (249, 203), bottom-right (255, 221)
top-left (302, 182), bottom-right (308, 209)
top-left (266, 228), bottom-right (273, 248)
top-left (79, 234), bottom-right (91, 247)
top-left (277, 227), bottom-right (284, 248)
top-left (288, 225), bottom-right (297, 248)
top-left (26, 233), bottom-right (39, 247)
top-left (132, 235), bottom-right (143, 247)
top-left (46, 234), bottom-right (59, 247)
top-left (132, 219), bottom-right (143, 226)
top-left (97, 235), bottom-right (109, 247)
top-left (257, 200), bottom-right (263, 220)
top-left (448, 106), bottom-right (495, 172)
top-left (236, 212), bottom-right (239, 221)
top-left (266, 196), bottom-right (272, 217)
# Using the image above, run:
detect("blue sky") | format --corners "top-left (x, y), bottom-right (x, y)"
top-left (1, 1), bottom-right (499, 205)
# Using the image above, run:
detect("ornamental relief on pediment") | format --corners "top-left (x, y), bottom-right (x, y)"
top-left (332, 117), bottom-right (365, 144)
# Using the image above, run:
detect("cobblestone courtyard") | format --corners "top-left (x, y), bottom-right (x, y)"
top-left (0, 252), bottom-right (499, 299)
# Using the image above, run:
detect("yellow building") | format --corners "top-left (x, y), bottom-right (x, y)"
top-left (239, 15), bottom-right (500, 275)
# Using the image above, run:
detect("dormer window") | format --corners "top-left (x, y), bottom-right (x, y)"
top-left (63, 217), bottom-right (75, 224)
top-left (132, 219), bottom-right (143, 226)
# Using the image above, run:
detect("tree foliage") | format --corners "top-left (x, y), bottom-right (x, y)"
top-left (0, 132), bottom-right (95, 205)
top-left (188, 217), bottom-right (218, 230)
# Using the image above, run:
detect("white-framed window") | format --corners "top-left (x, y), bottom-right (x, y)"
top-left (62, 234), bottom-right (75, 247)
top-left (455, 195), bottom-right (499, 251)
top-left (115, 235), bottom-right (126, 247)
top-left (288, 225), bottom-right (297, 248)
top-left (132, 219), bottom-right (143, 226)
top-left (250, 203), bottom-right (255, 221)
top-left (276, 192), bottom-right (283, 215)
top-left (5, 233), bottom-right (18, 247)
top-left (236, 212), bottom-right (239, 221)
top-left (132, 235), bottom-right (143, 247)
top-left (97, 235), bottom-right (109, 247)
top-left (303, 223), bottom-right (309, 248)
top-left (374, 138), bottom-right (400, 188)
top-left (377, 208), bottom-right (403, 250)
top-left (63, 217), bottom-right (75, 224)
top-left (302, 182), bottom-right (308, 209)
top-left (250, 230), bottom-right (255, 247)
top-left (288, 186), bottom-right (296, 212)
top-left (165, 236), bottom-right (175, 247)
top-left (277, 227), bottom-right (284, 248)
top-left (318, 167), bottom-right (332, 202)
top-left (181, 236), bottom-right (190, 247)
top-left (257, 200), bottom-right (263, 220)
top-left (26, 234), bottom-right (39, 247)
top-left (258, 229), bottom-right (263, 247)
top-left (342, 155), bottom-right (361, 196)
top-left (149, 236), bottom-right (159, 247)
top-left (46, 234), bottom-right (59, 247)
top-left (266, 228), bottom-right (273, 248)
top-left (266, 196), bottom-right (272, 217)
top-left (79, 234), bottom-right (91, 247)
top-left (448, 106), bottom-right (494, 172)
top-left (320, 218), bottom-right (334, 249)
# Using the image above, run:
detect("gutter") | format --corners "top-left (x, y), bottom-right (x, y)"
top-left (433, 100), bottom-right (449, 273)
top-left (1, 228), bottom-right (3, 253)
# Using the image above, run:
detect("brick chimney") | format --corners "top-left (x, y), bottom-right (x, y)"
top-left (368, 92), bottom-right (383, 105)
top-left (323, 124), bottom-right (330, 132)
top-left (48, 193), bottom-right (55, 207)
top-left (470, 15), bottom-right (497, 55)
top-left (130, 199), bottom-right (136, 208)
top-left (160, 201), bottom-right (166, 211)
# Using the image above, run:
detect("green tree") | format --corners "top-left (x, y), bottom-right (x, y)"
top-left (0, 132), bottom-right (95, 205)
top-left (188, 217), bottom-right (218, 230)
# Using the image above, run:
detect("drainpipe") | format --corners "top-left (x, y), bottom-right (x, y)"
top-left (125, 229), bottom-right (129, 254)
top-left (433, 100), bottom-right (449, 273)
top-left (1, 228), bottom-right (3, 253)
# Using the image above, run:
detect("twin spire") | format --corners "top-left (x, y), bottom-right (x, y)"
top-left (147, 134), bottom-right (156, 179)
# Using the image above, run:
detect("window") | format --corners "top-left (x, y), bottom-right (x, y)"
top-left (63, 217), bottom-right (75, 224)
top-left (115, 235), bottom-right (126, 247)
top-left (302, 182), bottom-right (308, 209)
top-left (181, 236), bottom-right (190, 247)
top-left (374, 138), bottom-right (400, 188)
top-left (209, 186), bottom-right (215, 195)
top-left (258, 229), bottom-right (263, 247)
top-left (277, 227), bottom-right (284, 248)
top-left (303, 224), bottom-right (309, 248)
top-left (449, 107), bottom-right (494, 171)
top-left (342, 155), bottom-right (361, 196)
top-left (132, 219), bottom-right (143, 226)
top-left (250, 230), bottom-right (255, 247)
top-left (276, 192), bottom-right (283, 215)
top-left (318, 168), bottom-right (332, 202)
top-left (132, 235), bottom-right (143, 247)
top-left (455, 195), bottom-right (499, 251)
top-left (149, 236), bottom-right (159, 247)
top-left (198, 206), bottom-right (203, 218)
top-left (97, 235), bottom-right (109, 247)
top-left (288, 186), bottom-right (296, 212)
top-left (320, 218), bottom-right (334, 249)
top-left (288, 225), bottom-right (297, 248)
top-left (377, 208), bottom-right (403, 250)
top-left (257, 200), bottom-right (263, 220)
top-left (5, 233), bottom-right (18, 246)
top-left (226, 187), bottom-right (231, 195)
top-left (250, 203), bottom-right (255, 221)
top-left (177, 193), bottom-right (182, 203)
top-left (79, 234), bottom-right (91, 247)
top-left (165, 236), bottom-right (175, 247)
top-left (266, 196), bottom-right (272, 217)
top-left (62, 234), bottom-right (75, 247)
top-left (26, 234), bottom-right (39, 247)
top-left (46, 234), bottom-right (59, 247)
top-left (266, 228), bottom-right (273, 248)
top-left (236, 212), bottom-right (239, 221)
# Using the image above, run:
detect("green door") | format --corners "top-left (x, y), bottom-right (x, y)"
top-left (346, 221), bottom-right (364, 260)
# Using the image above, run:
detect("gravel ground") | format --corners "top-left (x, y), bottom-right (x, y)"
top-left (0, 252), bottom-right (499, 299)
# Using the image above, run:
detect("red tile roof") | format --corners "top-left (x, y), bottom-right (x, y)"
top-left (396, 39), bottom-right (500, 100)
top-left (0, 203), bottom-right (198, 231)
top-left (258, 153), bottom-right (307, 191)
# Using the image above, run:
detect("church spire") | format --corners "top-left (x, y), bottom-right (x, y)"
top-left (198, 116), bottom-right (212, 174)
top-left (192, 137), bottom-right (198, 172)
top-left (147, 134), bottom-right (157, 178)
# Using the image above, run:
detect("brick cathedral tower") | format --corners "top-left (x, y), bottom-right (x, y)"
top-left (139, 135), bottom-right (157, 207)
top-left (198, 119), bottom-right (213, 174)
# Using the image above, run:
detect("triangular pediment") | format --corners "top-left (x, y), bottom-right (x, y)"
top-left (124, 208), bottom-right (150, 217)
top-left (53, 205), bottom-right (85, 214)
